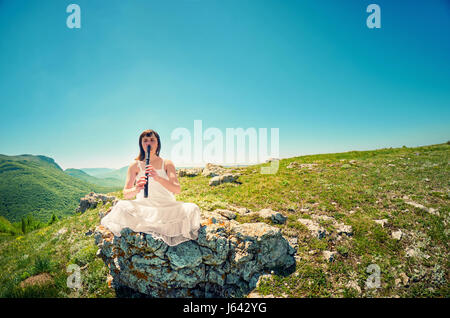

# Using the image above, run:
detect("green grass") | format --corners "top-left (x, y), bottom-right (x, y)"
top-left (0, 143), bottom-right (448, 298)
top-left (0, 200), bottom-right (117, 298)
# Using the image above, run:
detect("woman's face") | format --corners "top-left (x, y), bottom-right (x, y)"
top-left (141, 134), bottom-right (158, 155)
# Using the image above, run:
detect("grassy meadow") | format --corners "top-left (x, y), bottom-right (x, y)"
top-left (0, 143), bottom-right (448, 298)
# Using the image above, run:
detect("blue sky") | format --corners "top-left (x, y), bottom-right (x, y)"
top-left (0, 0), bottom-right (449, 169)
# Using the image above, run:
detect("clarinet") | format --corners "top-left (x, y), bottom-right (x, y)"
top-left (144, 145), bottom-right (151, 198)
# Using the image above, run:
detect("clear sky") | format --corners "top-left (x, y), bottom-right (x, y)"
top-left (1, 0), bottom-right (449, 169)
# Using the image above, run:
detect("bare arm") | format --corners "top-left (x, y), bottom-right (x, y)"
top-left (122, 162), bottom-right (142, 199)
top-left (153, 160), bottom-right (181, 194)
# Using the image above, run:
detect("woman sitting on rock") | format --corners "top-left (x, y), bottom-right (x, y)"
top-left (101, 129), bottom-right (201, 246)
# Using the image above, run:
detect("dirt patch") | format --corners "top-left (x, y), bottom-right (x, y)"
top-left (19, 273), bottom-right (53, 288)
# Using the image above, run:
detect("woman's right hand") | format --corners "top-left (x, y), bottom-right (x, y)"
top-left (134, 175), bottom-right (148, 192)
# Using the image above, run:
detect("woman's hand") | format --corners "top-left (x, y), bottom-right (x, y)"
top-left (145, 164), bottom-right (161, 182)
top-left (134, 175), bottom-right (148, 192)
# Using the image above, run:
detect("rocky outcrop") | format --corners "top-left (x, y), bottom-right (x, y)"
top-left (76, 192), bottom-right (117, 213)
top-left (202, 163), bottom-right (227, 178)
top-left (177, 168), bottom-right (203, 177)
top-left (95, 209), bottom-right (296, 298)
top-left (209, 173), bottom-right (240, 186)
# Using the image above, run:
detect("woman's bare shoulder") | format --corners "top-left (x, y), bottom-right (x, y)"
top-left (128, 160), bottom-right (139, 171)
top-left (164, 159), bottom-right (175, 167)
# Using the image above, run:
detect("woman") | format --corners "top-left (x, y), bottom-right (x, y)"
top-left (100, 129), bottom-right (201, 246)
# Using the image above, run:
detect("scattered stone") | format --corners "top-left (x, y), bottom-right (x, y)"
top-left (76, 192), bottom-right (117, 213)
top-left (227, 206), bottom-right (251, 214)
top-left (287, 206), bottom-right (296, 213)
top-left (201, 163), bottom-right (226, 177)
top-left (214, 209), bottom-right (237, 220)
top-left (286, 162), bottom-right (297, 169)
top-left (247, 291), bottom-right (275, 298)
top-left (392, 230), bottom-right (403, 240)
top-left (299, 163), bottom-right (318, 169)
top-left (335, 223), bottom-right (353, 237)
top-left (311, 215), bottom-right (334, 222)
top-left (56, 227), bottom-right (67, 236)
top-left (323, 251), bottom-right (336, 262)
top-left (310, 215), bottom-right (353, 237)
top-left (399, 272), bottom-right (409, 286)
top-left (297, 218), bottom-right (327, 239)
top-left (411, 268), bottom-right (427, 282)
top-left (404, 200), bottom-right (438, 215)
top-left (374, 219), bottom-right (388, 227)
top-left (287, 162), bottom-right (317, 169)
top-left (209, 173), bottom-right (240, 186)
top-left (177, 168), bottom-right (203, 177)
top-left (406, 248), bottom-right (418, 258)
top-left (254, 209), bottom-right (287, 224)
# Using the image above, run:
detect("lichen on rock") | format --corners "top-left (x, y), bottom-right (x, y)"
top-left (95, 209), bottom-right (296, 298)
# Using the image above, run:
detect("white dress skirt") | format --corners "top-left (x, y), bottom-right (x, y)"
top-left (100, 159), bottom-right (201, 246)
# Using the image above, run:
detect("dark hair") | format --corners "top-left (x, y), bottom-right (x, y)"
top-left (135, 129), bottom-right (161, 161)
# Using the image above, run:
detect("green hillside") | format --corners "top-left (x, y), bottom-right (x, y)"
top-left (64, 169), bottom-right (123, 189)
top-left (0, 154), bottom-right (121, 223)
top-left (79, 168), bottom-right (114, 177)
top-left (0, 143), bottom-right (448, 298)
top-left (0, 216), bottom-right (20, 236)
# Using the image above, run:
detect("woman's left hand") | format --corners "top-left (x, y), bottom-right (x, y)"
top-left (145, 165), bottom-right (161, 181)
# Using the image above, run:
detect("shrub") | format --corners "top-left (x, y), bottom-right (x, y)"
top-left (32, 255), bottom-right (53, 275)
top-left (71, 244), bottom-right (98, 266)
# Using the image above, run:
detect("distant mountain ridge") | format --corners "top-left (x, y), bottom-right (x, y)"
top-left (64, 168), bottom-right (123, 189)
top-left (80, 168), bottom-right (114, 177)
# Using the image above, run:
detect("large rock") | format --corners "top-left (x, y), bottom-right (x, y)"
top-left (95, 210), bottom-right (296, 298)
top-left (76, 192), bottom-right (117, 213)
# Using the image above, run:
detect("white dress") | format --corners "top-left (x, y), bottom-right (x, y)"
top-left (100, 158), bottom-right (201, 246)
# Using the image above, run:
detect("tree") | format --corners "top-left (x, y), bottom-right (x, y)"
top-left (21, 217), bottom-right (26, 234)
top-left (49, 213), bottom-right (58, 225)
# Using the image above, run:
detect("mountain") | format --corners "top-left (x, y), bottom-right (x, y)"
top-left (0, 154), bottom-right (121, 223)
top-left (79, 168), bottom-right (114, 177)
top-left (93, 166), bottom-right (128, 182)
top-left (64, 168), bottom-right (123, 189)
